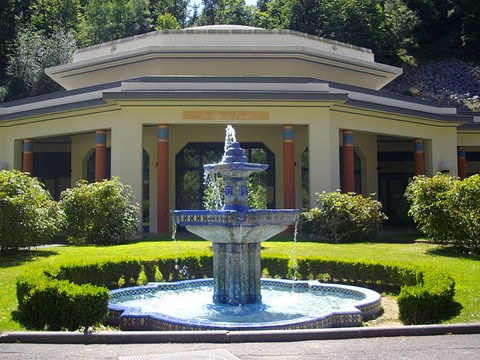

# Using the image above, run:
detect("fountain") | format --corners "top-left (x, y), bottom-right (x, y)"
top-left (107, 126), bottom-right (382, 331)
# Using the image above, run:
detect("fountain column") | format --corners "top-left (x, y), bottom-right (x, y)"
top-left (213, 242), bottom-right (261, 304)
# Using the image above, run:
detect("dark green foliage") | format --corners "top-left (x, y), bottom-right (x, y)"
top-left (261, 254), bottom-right (290, 278)
top-left (60, 178), bottom-right (140, 245)
top-left (0, 170), bottom-right (64, 251)
top-left (397, 270), bottom-right (456, 324)
top-left (301, 191), bottom-right (387, 243)
top-left (16, 271), bottom-right (109, 331)
top-left (2, 0), bottom-right (480, 102)
top-left (16, 252), bottom-right (456, 329)
top-left (294, 256), bottom-right (419, 292)
top-left (293, 256), bottom-right (455, 324)
top-left (54, 260), bottom-right (143, 288)
top-left (5, 27), bottom-right (76, 100)
top-left (405, 174), bottom-right (480, 254)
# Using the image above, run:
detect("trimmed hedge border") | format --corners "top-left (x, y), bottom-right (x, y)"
top-left (16, 254), bottom-right (455, 330)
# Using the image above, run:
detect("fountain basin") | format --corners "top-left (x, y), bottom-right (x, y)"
top-left (172, 209), bottom-right (300, 243)
top-left (107, 279), bottom-right (382, 331)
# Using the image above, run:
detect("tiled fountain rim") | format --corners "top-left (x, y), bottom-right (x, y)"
top-left (108, 278), bottom-right (382, 331)
top-left (171, 209), bottom-right (300, 227)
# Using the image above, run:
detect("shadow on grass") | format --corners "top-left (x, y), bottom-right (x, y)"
top-left (10, 309), bottom-right (45, 331)
top-left (0, 249), bottom-right (58, 268)
top-left (439, 301), bottom-right (464, 323)
top-left (426, 247), bottom-right (480, 261)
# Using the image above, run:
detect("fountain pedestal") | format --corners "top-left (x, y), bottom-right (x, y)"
top-left (213, 242), bottom-right (261, 304)
top-left (173, 140), bottom-right (299, 306)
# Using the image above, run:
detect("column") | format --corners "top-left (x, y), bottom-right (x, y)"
top-left (457, 146), bottom-right (467, 179)
top-left (110, 121), bottom-right (143, 232)
top-left (308, 119), bottom-right (335, 208)
top-left (95, 129), bottom-right (107, 182)
top-left (414, 138), bottom-right (425, 176)
top-left (283, 125), bottom-right (296, 209)
top-left (157, 125), bottom-right (170, 235)
top-left (22, 138), bottom-right (33, 175)
top-left (342, 130), bottom-right (355, 193)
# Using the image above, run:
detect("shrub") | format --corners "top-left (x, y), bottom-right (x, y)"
top-left (397, 270), bottom-right (456, 324)
top-left (16, 253), bottom-right (456, 329)
top-left (293, 256), bottom-right (455, 324)
top-left (0, 170), bottom-right (63, 251)
top-left (60, 178), bottom-right (139, 244)
top-left (405, 174), bottom-right (480, 254)
top-left (301, 191), bottom-right (387, 243)
top-left (16, 270), bottom-right (108, 331)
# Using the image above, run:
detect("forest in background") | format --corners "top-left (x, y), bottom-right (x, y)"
top-left (1, 0), bottom-right (479, 105)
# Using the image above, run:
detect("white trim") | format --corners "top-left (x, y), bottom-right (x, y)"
top-left (329, 86), bottom-right (457, 115)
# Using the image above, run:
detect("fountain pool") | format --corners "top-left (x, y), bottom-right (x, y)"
top-left (107, 125), bottom-right (382, 331)
top-left (108, 279), bottom-right (381, 330)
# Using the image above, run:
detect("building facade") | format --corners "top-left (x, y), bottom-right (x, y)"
top-left (1, 25), bottom-right (479, 233)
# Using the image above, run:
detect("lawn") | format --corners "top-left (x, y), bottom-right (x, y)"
top-left (1, 238), bottom-right (479, 331)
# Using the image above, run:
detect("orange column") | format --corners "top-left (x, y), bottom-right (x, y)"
top-left (22, 138), bottom-right (33, 175)
top-left (342, 130), bottom-right (355, 193)
top-left (283, 125), bottom-right (296, 209)
top-left (95, 129), bottom-right (107, 182)
top-left (414, 138), bottom-right (425, 176)
top-left (157, 125), bottom-right (170, 235)
top-left (457, 146), bottom-right (467, 179)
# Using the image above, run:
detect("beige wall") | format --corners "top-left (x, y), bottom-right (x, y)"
top-left (0, 130), bottom-right (7, 170)
top-left (2, 97), bottom-right (477, 233)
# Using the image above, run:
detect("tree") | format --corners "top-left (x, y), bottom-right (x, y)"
top-left (79, 0), bottom-right (151, 46)
top-left (382, 0), bottom-right (419, 64)
top-left (288, 0), bottom-right (325, 36)
top-left (0, 170), bottom-right (64, 251)
top-left (0, 0), bottom-right (17, 79)
top-left (156, 13), bottom-right (181, 29)
top-left (449, 0), bottom-right (480, 58)
top-left (6, 27), bottom-right (76, 100)
top-left (30, 0), bottom-right (81, 36)
top-left (153, 0), bottom-right (189, 28)
top-left (403, 0), bottom-right (456, 58)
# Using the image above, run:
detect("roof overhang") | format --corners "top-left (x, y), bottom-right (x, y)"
top-left (46, 29), bottom-right (402, 91)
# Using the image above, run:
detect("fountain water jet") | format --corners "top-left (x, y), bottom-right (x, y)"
top-left (107, 126), bottom-right (382, 331)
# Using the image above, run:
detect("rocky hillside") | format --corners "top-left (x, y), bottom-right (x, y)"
top-left (384, 60), bottom-right (480, 112)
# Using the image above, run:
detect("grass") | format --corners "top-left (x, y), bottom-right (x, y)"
top-left (0, 237), bottom-right (479, 331)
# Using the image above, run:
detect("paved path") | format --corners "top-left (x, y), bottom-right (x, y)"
top-left (1, 334), bottom-right (479, 360)
top-left (1, 325), bottom-right (480, 360)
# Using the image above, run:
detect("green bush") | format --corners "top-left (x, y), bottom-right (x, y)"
top-left (60, 177), bottom-right (139, 244)
top-left (397, 270), bottom-right (456, 324)
top-left (405, 174), bottom-right (480, 254)
top-left (293, 256), bottom-right (455, 324)
top-left (16, 253), bottom-right (456, 329)
top-left (16, 271), bottom-right (108, 331)
top-left (0, 170), bottom-right (63, 251)
top-left (301, 191), bottom-right (387, 243)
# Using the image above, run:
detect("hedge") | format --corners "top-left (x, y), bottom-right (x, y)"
top-left (16, 270), bottom-right (109, 331)
top-left (16, 254), bottom-right (455, 330)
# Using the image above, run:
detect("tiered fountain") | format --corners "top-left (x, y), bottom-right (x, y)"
top-left (108, 126), bottom-right (382, 331)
